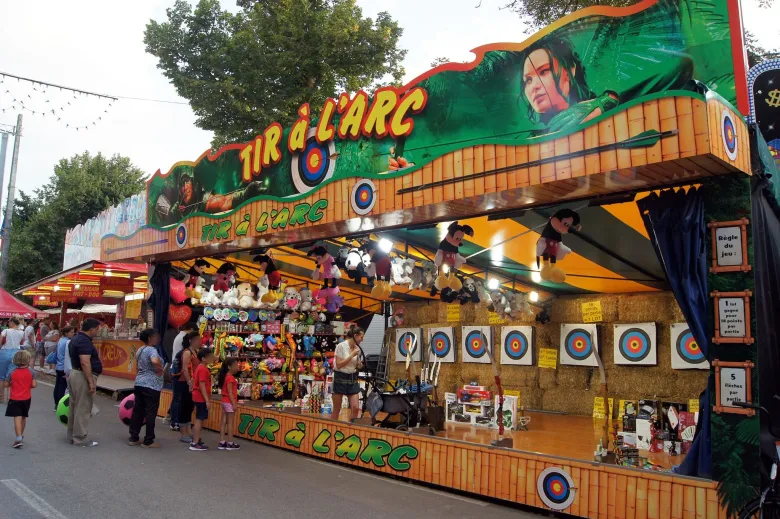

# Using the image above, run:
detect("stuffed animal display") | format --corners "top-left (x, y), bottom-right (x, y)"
top-left (536, 208), bottom-right (581, 283)
top-left (361, 241), bottom-right (393, 299)
top-left (213, 262), bottom-right (237, 293)
top-left (253, 251), bottom-right (282, 302)
top-left (434, 221), bottom-right (474, 292)
top-left (308, 246), bottom-right (341, 289)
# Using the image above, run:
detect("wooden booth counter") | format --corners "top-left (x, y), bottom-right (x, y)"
top-left (92, 338), bottom-right (141, 381)
top-left (156, 390), bottom-right (724, 518)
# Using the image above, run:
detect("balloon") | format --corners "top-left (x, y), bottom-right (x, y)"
top-left (168, 304), bottom-right (192, 328)
top-left (169, 277), bottom-right (187, 303)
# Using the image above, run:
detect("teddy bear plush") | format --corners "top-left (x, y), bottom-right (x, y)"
top-left (282, 287), bottom-right (301, 311)
top-left (237, 282), bottom-right (255, 309)
top-left (298, 287), bottom-right (313, 312)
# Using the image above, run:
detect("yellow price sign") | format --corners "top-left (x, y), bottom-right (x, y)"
top-left (504, 389), bottom-right (521, 398)
top-left (593, 397), bottom-right (614, 418)
top-left (539, 348), bottom-right (557, 369)
top-left (124, 299), bottom-right (142, 320)
top-left (488, 312), bottom-right (505, 324)
top-left (688, 399), bottom-right (700, 413)
top-left (446, 304), bottom-right (460, 322)
top-left (581, 301), bottom-right (603, 323)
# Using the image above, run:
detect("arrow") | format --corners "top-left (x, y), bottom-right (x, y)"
top-left (105, 239), bottom-right (169, 255)
top-left (397, 129), bottom-right (677, 195)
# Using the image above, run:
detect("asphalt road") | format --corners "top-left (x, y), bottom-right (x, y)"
top-left (0, 384), bottom-right (544, 519)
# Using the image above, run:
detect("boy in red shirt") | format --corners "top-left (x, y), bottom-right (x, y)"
top-left (4, 350), bottom-right (37, 448)
top-left (190, 347), bottom-right (215, 451)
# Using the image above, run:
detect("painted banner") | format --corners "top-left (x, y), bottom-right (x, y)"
top-left (64, 193), bottom-right (146, 269)
top-left (144, 0), bottom-right (736, 232)
top-left (93, 339), bottom-right (139, 380)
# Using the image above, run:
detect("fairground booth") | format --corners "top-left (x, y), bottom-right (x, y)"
top-left (15, 260), bottom-right (149, 384)
top-left (64, 0), bottom-right (780, 515)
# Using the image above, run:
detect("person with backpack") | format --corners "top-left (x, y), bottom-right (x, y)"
top-left (52, 326), bottom-right (75, 409)
top-left (128, 329), bottom-right (165, 448)
top-left (172, 331), bottom-right (201, 444)
top-left (166, 324), bottom-right (195, 431)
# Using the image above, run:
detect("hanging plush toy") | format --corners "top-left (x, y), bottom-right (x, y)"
top-left (214, 262), bottom-right (237, 293)
top-left (344, 248), bottom-right (373, 286)
top-left (186, 259), bottom-right (211, 288)
top-left (361, 241), bottom-right (392, 299)
top-left (434, 221), bottom-right (474, 292)
top-left (307, 246), bottom-right (341, 289)
top-left (253, 250), bottom-right (282, 303)
top-left (303, 335), bottom-right (316, 357)
top-left (536, 208), bottom-right (581, 283)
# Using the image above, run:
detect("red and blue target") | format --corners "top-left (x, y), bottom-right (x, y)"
top-left (430, 331), bottom-right (452, 358)
top-left (564, 329), bottom-right (593, 361)
top-left (676, 329), bottom-right (705, 364)
top-left (537, 467), bottom-right (575, 510)
top-left (465, 330), bottom-right (488, 358)
top-left (504, 330), bottom-right (529, 361)
top-left (618, 328), bottom-right (651, 362)
top-left (291, 128), bottom-right (336, 194)
top-left (398, 332), bottom-right (418, 357)
top-left (351, 179), bottom-right (377, 215)
top-left (721, 110), bottom-right (738, 161)
top-left (175, 223), bottom-right (188, 248)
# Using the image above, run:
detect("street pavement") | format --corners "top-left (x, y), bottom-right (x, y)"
top-left (0, 384), bottom-right (543, 519)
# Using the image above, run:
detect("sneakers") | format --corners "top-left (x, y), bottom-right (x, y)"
top-left (179, 436), bottom-right (193, 443)
top-left (170, 424), bottom-right (180, 432)
top-left (12, 440), bottom-right (23, 449)
top-left (142, 442), bottom-right (160, 448)
top-left (226, 442), bottom-right (241, 451)
top-left (162, 416), bottom-right (171, 424)
top-left (218, 441), bottom-right (227, 450)
top-left (78, 441), bottom-right (99, 447)
top-left (128, 439), bottom-right (142, 446)
top-left (189, 441), bottom-right (208, 451)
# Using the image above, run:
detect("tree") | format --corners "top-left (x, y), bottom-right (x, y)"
top-left (745, 30), bottom-right (780, 68)
top-left (5, 152), bottom-right (145, 291)
top-left (430, 57), bottom-right (450, 68)
top-left (144, 0), bottom-right (407, 146)
top-left (501, 0), bottom-right (775, 32)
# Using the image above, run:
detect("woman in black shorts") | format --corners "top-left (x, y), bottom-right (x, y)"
top-left (331, 327), bottom-right (364, 422)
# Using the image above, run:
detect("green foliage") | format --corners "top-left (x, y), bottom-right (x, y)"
top-left (712, 415), bottom-right (760, 517)
top-left (5, 152), bottom-right (145, 292)
top-left (501, 0), bottom-right (635, 31)
top-left (745, 30), bottom-right (780, 68)
top-left (144, 0), bottom-right (407, 146)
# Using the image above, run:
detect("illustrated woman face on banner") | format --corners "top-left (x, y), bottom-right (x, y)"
top-left (523, 48), bottom-right (573, 116)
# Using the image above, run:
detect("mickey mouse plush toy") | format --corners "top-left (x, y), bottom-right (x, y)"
top-left (536, 208), bottom-right (581, 283)
top-left (252, 249), bottom-right (282, 303)
top-left (186, 259), bottom-right (211, 288)
top-left (360, 241), bottom-right (393, 299)
top-left (434, 221), bottom-right (474, 292)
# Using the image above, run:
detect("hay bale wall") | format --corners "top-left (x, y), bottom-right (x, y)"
top-left (388, 291), bottom-right (706, 417)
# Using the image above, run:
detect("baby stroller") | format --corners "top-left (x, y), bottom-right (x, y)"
top-left (363, 374), bottom-right (436, 435)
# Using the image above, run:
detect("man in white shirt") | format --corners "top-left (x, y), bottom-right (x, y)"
top-left (23, 320), bottom-right (37, 356)
top-left (166, 324), bottom-right (194, 430)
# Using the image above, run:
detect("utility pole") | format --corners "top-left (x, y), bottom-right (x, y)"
top-left (0, 114), bottom-right (22, 288)
top-left (0, 133), bottom-right (8, 212)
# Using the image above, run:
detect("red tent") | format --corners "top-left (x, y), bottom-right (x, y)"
top-left (0, 288), bottom-right (45, 319)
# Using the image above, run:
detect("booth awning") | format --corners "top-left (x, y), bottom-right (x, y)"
top-left (15, 261), bottom-right (148, 305)
top-left (0, 287), bottom-right (47, 318)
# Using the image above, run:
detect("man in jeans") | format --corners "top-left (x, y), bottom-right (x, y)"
top-left (68, 318), bottom-right (103, 447)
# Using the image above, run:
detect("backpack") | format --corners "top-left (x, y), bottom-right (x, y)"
top-left (170, 348), bottom-right (186, 378)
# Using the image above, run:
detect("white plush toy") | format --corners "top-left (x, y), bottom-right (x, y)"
top-left (205, 285), bottom-right (221, 306)
top-left (237, 282), bottom-right (255, 309)
top-left (227, 287), bottom-right (240, 307)
top-left (282, 286), bottom-right (301, 311)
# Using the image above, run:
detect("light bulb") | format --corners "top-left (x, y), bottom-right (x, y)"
top-left (487, 278), bottom-right (499, 290)
top-left (529, 291), bottom-right (539, 302)
top-left (378, 239), bottom-right (393, 253)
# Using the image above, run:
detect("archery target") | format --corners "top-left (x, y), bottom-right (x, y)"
top-left (671, 323), bottom-right (708, 370)
top-left (291, 128), bottom-right (336, 194)
top-left (175, 223), bottom-right (188, 248)
top-left (428, 327), bottom-right (455, 363)
top-left (395, 328), bottom-right (421, 362)
top-left (537, 467), bottom-right (576, 511)
top-left (721, 110), bottom-right (738, 161)
top-left (461, 326), bottom-right (492, 364)
top-left (613, 323), bottom-right (657, 366)
top-left (559, 324), bottom-right (599, 367)
top-left (350, 179), bottom-right (377, 215)
top-left (500, 326), bottom-right (534, 366)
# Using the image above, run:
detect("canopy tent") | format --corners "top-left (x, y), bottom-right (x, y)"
top-left (0, 287), bottom-right (46, 318)
top-left (40, 304), bottom-right (117, 315)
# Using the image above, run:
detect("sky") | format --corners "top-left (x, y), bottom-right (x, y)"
top-left (0, 0), bottom-right (777, 200)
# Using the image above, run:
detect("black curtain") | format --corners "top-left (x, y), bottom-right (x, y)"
top-left (638, 188), bottom-right (711, 479)
top-left (148, 262), bottom-right (171, 364)
top-left (752, 177), bottom-right (780, 477)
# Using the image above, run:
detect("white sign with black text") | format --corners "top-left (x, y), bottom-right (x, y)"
top-left (720, 367), bottom-right (747, 408)
top-left (718, 297), bottom-right (746, 338)
top-left (715, 226), bottom-right (743, 267)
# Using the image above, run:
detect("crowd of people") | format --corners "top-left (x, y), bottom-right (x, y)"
top-left (2, 316), bottom-right (366, 451)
